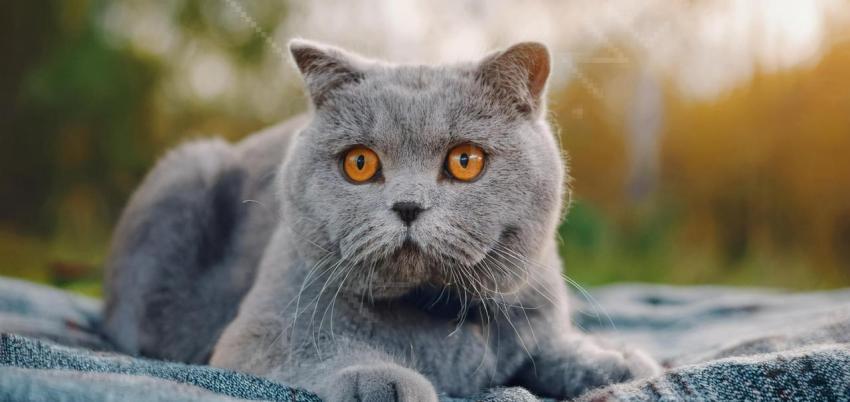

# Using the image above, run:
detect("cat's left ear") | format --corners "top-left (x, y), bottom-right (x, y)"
top-left (289, 39), bottom-right (365, 108)
top-left (476, 42), bottom-right (551, 117)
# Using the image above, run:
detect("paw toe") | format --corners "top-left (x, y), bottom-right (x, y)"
top-left (329, 364), bottom-right (437, 402)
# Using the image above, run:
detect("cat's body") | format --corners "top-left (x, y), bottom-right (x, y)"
top-left (103, 40), bottom-right (658, 401)
top-left (102, 117), bottom-right (302, 363)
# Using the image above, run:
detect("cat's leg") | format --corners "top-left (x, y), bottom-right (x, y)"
top-left (213, 306), bottom-right (438, 402)
top-left (514, 331), bottom-right (661, 399)
top-left (213, 320), bottom-right (437, 402)
top-left (102, 139), bottom-right (248, 363)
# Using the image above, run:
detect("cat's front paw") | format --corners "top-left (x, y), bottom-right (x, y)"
top-left (619, 348), bottom-right (662, 380)
top-left (580, 347), bottom-right (662, 387)
top-left (325, 363), bottom-right (438, 402)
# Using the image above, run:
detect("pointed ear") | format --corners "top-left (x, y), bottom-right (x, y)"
top-left (476, 42), bottom-right (551, 116)
top-left (289, 39), bottom-right (364, 108)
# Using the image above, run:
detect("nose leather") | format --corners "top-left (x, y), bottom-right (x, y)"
top-left (392, 201), bottom-right (424, 225)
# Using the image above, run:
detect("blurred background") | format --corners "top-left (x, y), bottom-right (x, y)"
top-left (2, 0), bottom-right (850, 296)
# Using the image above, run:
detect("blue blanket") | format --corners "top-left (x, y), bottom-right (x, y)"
top-left (1, 277), bottom-right (849, 401)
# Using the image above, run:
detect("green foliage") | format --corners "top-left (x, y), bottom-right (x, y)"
top-left (560, 200), bottom-right (849, 289)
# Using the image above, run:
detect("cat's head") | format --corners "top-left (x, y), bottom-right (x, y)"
top-left (280, 39), bottom-right (566, 300)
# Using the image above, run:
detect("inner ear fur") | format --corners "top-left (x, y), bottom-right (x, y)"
top-left (477, 42), bottom-right (551, 116)
top-left (289, 39), bottom-right (365, 108)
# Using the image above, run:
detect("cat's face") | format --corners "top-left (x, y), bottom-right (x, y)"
top-left (280, 41), bottom-right (565, 300)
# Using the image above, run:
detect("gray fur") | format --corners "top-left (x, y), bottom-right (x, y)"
top-left (103, 40), bottom-right (660, 400)
top-left (102, 118), bottom-right (305, 363)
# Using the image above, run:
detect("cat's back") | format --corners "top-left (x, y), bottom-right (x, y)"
top-left (102, 114), bottom-right (307, 363)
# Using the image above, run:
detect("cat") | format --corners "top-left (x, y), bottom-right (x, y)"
top-left (102, 39), bottom-right (660, 401)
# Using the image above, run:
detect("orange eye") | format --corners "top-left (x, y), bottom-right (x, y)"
top-left (342, 146), bottom-right (380, 183)
top-left (446, 144), bottom-right (485, 181)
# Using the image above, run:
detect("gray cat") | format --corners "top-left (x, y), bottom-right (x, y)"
top-left (102, 40), bottom-right (660, 401)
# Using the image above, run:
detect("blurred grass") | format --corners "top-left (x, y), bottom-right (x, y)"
top-left (0, 228), bottom-right (106, 297)
top-left (559, 201), bottom-right (849, 290)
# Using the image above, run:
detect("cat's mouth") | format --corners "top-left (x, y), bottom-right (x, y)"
top-left (340, 224), bottom-right (526, 300)
top-left (400, 237), bottom-right (417, 251)
top-left (394, 237), bottom-right (425, 264)
top-left (391, 224), bottom-right (519, 267)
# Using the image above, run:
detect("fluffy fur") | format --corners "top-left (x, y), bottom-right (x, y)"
top-left (102, 40), bottom-right (659, 401)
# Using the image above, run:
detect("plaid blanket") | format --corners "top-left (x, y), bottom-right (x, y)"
top-left (1, 277), bottom-right (849, 401)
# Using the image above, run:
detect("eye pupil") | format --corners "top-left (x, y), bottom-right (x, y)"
top-left (459, 153), bottom-right (469, 168)
top-left (343, 146), bottom-right (379, 183)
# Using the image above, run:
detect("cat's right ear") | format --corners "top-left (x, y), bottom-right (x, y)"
top-left (289, 39), bottom-right (364, 108)
top-left (476, 42), bottom-right (551, 118)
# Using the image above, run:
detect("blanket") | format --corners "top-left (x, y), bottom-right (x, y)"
top-left (1, 277), bottom-right (849, 401)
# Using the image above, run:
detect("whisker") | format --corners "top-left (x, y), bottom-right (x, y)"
top-left (491, 241), bottom-right (617, 331)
